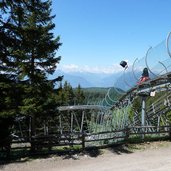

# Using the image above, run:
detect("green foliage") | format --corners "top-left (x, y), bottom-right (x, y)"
top-left (55, 81), bottom-right (85, 106)
top-left (0, 75), bottom-right (18, 117)
top-left (74, 84), bottom-right (85, 105)
top-left (0, 0), bottom-right (63, 141)
top-left (130, 91), bottom-right (171, 124)
top-left (132, 96), bottom-right (141, 113)
top-left (82, 87), bottom-right (122, 105)
top-left (0, 0), bottom-right (62, 116)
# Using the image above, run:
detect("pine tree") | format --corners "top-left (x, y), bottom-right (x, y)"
top-left (75, 84), bottom-right (85, 105)
top-left (19, 1), bottom-right (62, 139)
top-left (0, 0), bottom-right (21, 118)
top-left (63, 81), bottom-right (74, 105)
top-left (0, 0), bottom-right (62, 145)
top-left (0, 0), bottom-right (22, 153)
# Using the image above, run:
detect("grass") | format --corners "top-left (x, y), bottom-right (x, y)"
top-left (127, 134), bottom-right (170, 144)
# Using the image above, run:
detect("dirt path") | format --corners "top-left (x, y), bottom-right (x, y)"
top-left (1, 141), bottom-right (171, 171)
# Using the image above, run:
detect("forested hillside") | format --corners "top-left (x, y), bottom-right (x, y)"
top-left (82, 87), bottom-right (123, 105)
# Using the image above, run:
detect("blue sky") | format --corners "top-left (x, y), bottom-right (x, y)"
top-left (52, 0), bottom-right (171, 73)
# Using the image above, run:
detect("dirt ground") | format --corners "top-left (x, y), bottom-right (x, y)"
top-left (1, 141), bottom-right (171, 171)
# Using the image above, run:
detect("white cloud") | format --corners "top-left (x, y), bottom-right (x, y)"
top-left (58, 64), bottom-right (124, 74)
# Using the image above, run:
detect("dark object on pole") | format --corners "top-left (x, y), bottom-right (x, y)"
top-left (120, 61), bottom-right (128, 68)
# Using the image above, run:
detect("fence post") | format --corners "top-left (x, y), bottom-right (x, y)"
top-left (82, 132), bottom-right (85, 151)
top-left (125, 126), bottom-right (130, 143)
top-left (169, 125), bottom-right (171, 141)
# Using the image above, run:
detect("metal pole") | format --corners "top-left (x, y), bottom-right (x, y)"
top-left (158, 61), bottom-right (168, 74)
top-left (141, 96), bottom-right (146, 139)
top-left (123, 68), bottom-right (132, 88)
top-left (145, 46), bottom-right (158, 77)
top-left (132, 58), bottom-right (139, 81)
top-left (166, 31), bottom-right (171, 58)
top-left (107, 88), bottom-right (117, 103)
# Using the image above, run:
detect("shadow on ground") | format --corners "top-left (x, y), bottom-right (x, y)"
top-left (1, 136), bottom-right (170, 165)
top-left (0, 144), bottom-right (133, 165)
top-left (107, 144), bottom-right (133, 155)
top-left (84, 147), bottom-right (102, 157)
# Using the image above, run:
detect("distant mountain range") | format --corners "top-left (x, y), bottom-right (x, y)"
top-left (48, 65), bottom-right (159, 92)
top-left (49, 69), bottom-right (142, 90)
top-left (49, 70), bottom-right (122, 88)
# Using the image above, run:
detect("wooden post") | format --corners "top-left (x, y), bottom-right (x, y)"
top-left (80, 111), bottom-right (85, 133)
top-left (169, 125), bottom-right (171, 141)
top-left (29, 116), bottom-right (32, 141)
top-left (125, 127), bottom-right (130, 143)
top-left (59, 114), bottom-right (62, 135)
top-left (31, 115), bottom-right (36, 152)
top-left (82, 132), bottom-right (85, 151)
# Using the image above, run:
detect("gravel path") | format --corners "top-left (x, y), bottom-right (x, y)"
top-left (1, 141), bottom-right (171, 171)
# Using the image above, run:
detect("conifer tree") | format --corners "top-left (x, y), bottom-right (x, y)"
top-left (0, 0), bottom-right (62, 142)
top-left (0, 0), bottom-right (21, 118)
top-left (63, 81), bottom-right (74, 105)
top-left (0, 0), bottom-right (23, 152)
top-left (75, 84), bottom-right (85, 105)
